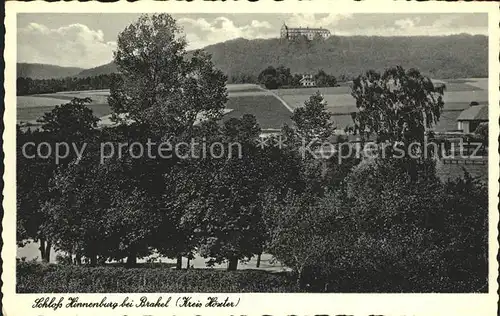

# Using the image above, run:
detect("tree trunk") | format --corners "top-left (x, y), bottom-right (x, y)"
top-left (44, 241), bottom-right (52, 263)
top-left (187, 257), bottom-right (191, 269)
top-left (256, 253), bottom-right (262, 268)
top-left (75, 253), bottom-right (82, 265)
top-left (126, 252), bottom-right (137, 267)
top-left (227, 257), bottom-right (238, 271)
top-left (176, 254), bottom-right (182, 270)
top-left (39, 238), bottom-right (47, 262)
top-left (296, 267), bottom-right (304, 289)
top-left (90, 254), bottom-right (97, 266)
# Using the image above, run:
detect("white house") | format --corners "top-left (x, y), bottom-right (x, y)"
top-left (299, 74), bottom-right (316, 87)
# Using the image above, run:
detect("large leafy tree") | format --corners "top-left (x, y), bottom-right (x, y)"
top-left (17, 128), bottom-right (55, 262)
top-left (108, 13), bottom-right (228, 135)
top-left (105, 13), bottom-right (229, 267)
top-left (17, 99), bottom-right (99, 263)
top-left (289, 92), bottom-right (334, 144)
top-left (41, 158), bottom-right (109, 265)
top-left (284, 92), bottom-right (338, 195)
top-left (263, 191), bottom-right (339, 289)
top-left (182, 115), bottom-right (269, 270)
top-left (41, 130), bottom-right (166, 266)
top-left (350, 66), bottom-right (445, 144)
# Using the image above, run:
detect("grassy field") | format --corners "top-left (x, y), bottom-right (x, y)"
top-left (224, 95), bottom-right (292, 130)
top-left (17, 84), bottom-right (292, 130)
top-left (276, 86), bottom-right (352, 96)
top-left (18, 104), bottom-right (112, 124)
top-left (331, 110), bottom-right (462, 133)
top-left (16, 79), bottom-right (487, 132)
top-left (275, 78), bottom-right (487, 133)
top-left (226, 84), bottom-right (264, 93)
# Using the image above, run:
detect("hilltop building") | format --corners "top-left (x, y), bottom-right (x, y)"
top-left (456, 102), bottom-right (488, 133)
top-left (280, 23), bottom-right (331, 40)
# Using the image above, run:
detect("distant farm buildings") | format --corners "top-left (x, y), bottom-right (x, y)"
top-left (299, 74), bottom-right (316, 87)
top-left (456, 102), bottom-right (488, 133)
top-left (280, 23), bottom-right (331, 40)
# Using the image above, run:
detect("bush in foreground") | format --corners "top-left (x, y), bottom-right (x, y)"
top-left (16, 262), bottom-right (297, 293)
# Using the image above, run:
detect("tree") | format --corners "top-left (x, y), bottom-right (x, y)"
top-left (40, 132), bottom-right (167, 267)
top-left (474, 122), bottom-right (488, 150)
top-left (17, 99), bottom-right (99, 263)
top-left (338, 158), bottom-right (488, 292)
top-left (442, 172), bottom-right (488, 291)
top-left (350, 66), bottom-right (445, 144)
top-left (108, 13), bottom-right (227, 135)
top-left (257, 65), bottom-right (294, 89)
top-left (314, 69), bottom-right (337, 87)
top-left (103, 13), bottom-right (229, 267)
top-left (41, 159), bottom-right (108, 266)
top-left (37, 97), bottom-right (99, 141)
top-left (182, 115), bottom-right (268, 270)
top-left (258, 66), bottom-right (280, 89)
top-left (17, 128), bottom-right (55, 262)
top-left (289, 92), bottom-right (334, 145)
top-left (291, 74), bottom-right (302, 87)
top-left (276, 65), bottom-right (292, 87)
top-left (263, 189), bottom-right (355, 290)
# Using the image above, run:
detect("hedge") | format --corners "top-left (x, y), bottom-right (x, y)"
top-left (16, 262), bottom-right (298, 293)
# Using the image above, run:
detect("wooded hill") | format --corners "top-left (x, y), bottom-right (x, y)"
top-left (207, 35), bottom-right (487, 80)
top-left (17, 34), bottom-right (487, 80)
top-left (17, 63), bottom-right (84, 79)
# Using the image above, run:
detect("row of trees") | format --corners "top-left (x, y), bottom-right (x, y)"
top-left (257, 66), bottom-right (338, 89)
top-left (16, 65), bottom-right (341, 95)
top-left (17, 14), bottom-right (487, 291)
top-left (16, 74), bottom-right (120, 95)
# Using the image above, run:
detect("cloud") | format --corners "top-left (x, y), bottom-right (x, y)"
top-left (394, 18), bottom-right (420, 29)
top-left (286, 13), bottom-right (353, 29)
top-left (18, 23), bottom-right (116, 68)
top-left (334, 14), bottom-right (487, 36)
top-left (177, 14), bottom-right (353, 49)
top-left (178, 17), bottom-right (274, 49)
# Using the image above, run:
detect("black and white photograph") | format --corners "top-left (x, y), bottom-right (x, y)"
top-left (3, 1), bottom-right (499, 315)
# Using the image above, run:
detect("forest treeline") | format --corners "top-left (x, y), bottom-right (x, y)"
top-left (17, 66), bottom-right (338, 95)
top-left (205, 34), bottom-right (488, 80)
top-left (16, 74), bottom-right (120, 95)
top-left (255, 66), bottom-right (339, 89)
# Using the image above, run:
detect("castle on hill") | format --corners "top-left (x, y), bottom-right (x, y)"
top-left (280, 23), bottom-right (331, 40)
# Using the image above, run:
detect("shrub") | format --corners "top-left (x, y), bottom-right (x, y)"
top-left (16, 262), bottom-right (297, 293)
top-left (264, 157), bottom-right (488, 293)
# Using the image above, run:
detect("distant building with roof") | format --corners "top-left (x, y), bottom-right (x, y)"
top-left (299, 74), bottom-right (316, 87)
top-left (456, 102), bottom-right (488, 133)
top-left (280, 23), bottom-right (331, 40)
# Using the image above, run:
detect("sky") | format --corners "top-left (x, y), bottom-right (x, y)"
top-left (17, 13), bottom-right (488, 69)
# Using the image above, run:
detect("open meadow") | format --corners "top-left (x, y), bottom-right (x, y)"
top-left (17, 84), bottom-right (293, 131)
top-left (18, 79), bottom-right (486, 132)
top-left (275, 78), bottom-right (488, 132)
